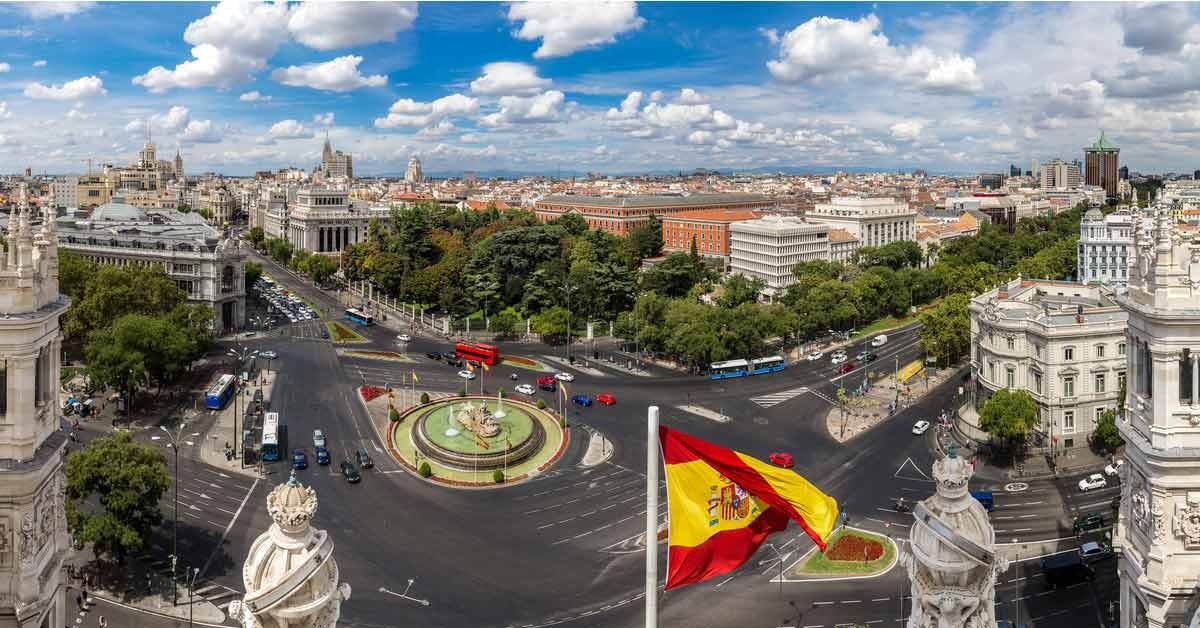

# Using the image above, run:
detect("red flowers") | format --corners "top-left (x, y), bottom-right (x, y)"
top-left (825, 533), bottom-right (884, 562)
top-left (360, 386), bottom-right (389, 402)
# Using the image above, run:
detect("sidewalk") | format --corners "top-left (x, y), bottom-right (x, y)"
top-left (64, 554), bottom-right (229, 627)
top-left (194, 371), bottom-right (278, 478)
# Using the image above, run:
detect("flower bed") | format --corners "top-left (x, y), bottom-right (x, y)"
top-left (349, 350), bottom-right (403, 359)
top-left (360, 386), bottom-right (389, 402)
top-left (329, 321), bottom-right (365, 342)
top-left (825, 533), bottom-right (883, 561)
top-left (503, 355), bottom-right (538, 366)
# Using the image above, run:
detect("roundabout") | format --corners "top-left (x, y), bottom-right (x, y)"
top-left (383, 394), bottom-right (568, 487)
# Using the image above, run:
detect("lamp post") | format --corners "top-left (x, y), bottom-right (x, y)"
top-left (226, 347), bottom-right (258, 463)
top-left (159, 422), bottom-right (193, 606)
top-left (186, 566), bottom-right (200, 628)
top-left (561, 281), bottom-right (577, 361)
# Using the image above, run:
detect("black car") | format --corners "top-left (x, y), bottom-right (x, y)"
top-left (446, 357), bottom-right (463, 368)
top-left (356, 449), bottom-right (374, 469)
top-left (319, 329), bottom-right (330, 339)
top-left (861, 352), bottom-right (878, 363)
top-left (1073, 511), bottom-right (1106, 534)
top-left (441, 351), bottom-right (457, 360)
top-left (426, 351), bottom-right (442, 360)
top-left (339, 460), bottom-right (362, 483)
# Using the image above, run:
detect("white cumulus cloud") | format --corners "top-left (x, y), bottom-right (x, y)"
top-left (24, 75), bottom-right (106, 100)
top-left (889, 119), bottom-right (925, 141)
top-left (271, 55), bottom-right (386, 92)
top-left (32, 60), bottom-right (46, 68)
top-left (287, 1), bottom-right (417, 50)
top-left (374, 93), bottom-right (479, 129)
top-left (507, 1), bottom-right (645, 58)
top-left (313, 112), bottom-right (335, 126)
top-left (180, 119), bottom-right (221, 143)
top-left (267, 119), bottom-right (313, 139)
top-left (239, 90), bottom-right (270, 102)
top-left (22, 2), bottom-right (95, 19)
top-left (0, 63), bottom-right (10, 73)
top-left (480, 90), bottom-right (566, 126)
top-left (469, 62), bottom-right (551, 96)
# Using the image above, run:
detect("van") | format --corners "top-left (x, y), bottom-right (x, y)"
top-left (871, 334), bottom-right (888, 347)
top-left (970, 490), bottom-right (994, 512)
top-left (1073, 511), bottom-right (1106, 534)
top-left (1041, 552), bottom-right (1095, 589)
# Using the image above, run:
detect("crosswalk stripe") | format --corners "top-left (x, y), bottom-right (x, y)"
top-left (750, 387), bottom-right (809, 408)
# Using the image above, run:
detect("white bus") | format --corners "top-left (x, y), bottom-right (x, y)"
top-left (261, 412), bottom-right (280, 462)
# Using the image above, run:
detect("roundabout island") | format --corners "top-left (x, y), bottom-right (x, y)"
top-left (383, 394), bottom-right (568, 488)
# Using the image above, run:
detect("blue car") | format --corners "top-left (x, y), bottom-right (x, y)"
top-left (315, 446), bottom-right (331, 465)
top-left (291, 449), bottom-right (308, 470)
top-left (571, 394), bottom-right (592, 407)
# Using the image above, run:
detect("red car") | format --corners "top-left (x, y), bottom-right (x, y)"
top-left (595, 393), bottom-right (616, 406)
top-left (769, 452), bottom-right (794, 468)
top-left (837, 361), bottom-right (856, 374)
top-left (536, 375), bottom-right (557, 391)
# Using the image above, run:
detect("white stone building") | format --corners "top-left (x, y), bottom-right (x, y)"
top-left (965, 276), bottom-right (1128, 451)
top-left (806, 196), bottom-right (916, 248)
top-left (280, 186), bottom-right (389, 254)
top-left (729, 216), bottom-right (830, 297)
top-left (1078, 206), bottom-right (1148, 286)
top-left (320, 135), bottom-right (353, 181)
top-left (50, 176), bottom-right (77, 209)
top-left (0, 186), bottom-right (69, 628)
top-left (56, 195), bottom-right (246, 330)
top-left (1040, 158), bottom-right (1082, 189)
top-left (1115, 203), bottom-right (1200, 628)
top-left (404, 155), bottom-right (423, 185)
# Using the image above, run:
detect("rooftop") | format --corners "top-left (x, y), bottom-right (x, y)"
top-left (660, 208), bottom-right (761, 223)
top-left (539, 193), bottom-right (771, 208)
top-left (1085, 130), bottom-right (1119, 152)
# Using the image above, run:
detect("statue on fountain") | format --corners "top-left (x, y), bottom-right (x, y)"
top-left (454, 401), bottom-right (501, 438)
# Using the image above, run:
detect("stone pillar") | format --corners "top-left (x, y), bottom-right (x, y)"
top-left (1191, 353), bottom-right (1198, 405)
top-left (586, 322), bottom-right (594, 341)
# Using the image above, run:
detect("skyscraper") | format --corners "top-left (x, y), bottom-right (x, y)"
top-left (1084, 131), bottom-right (1120, 199)
top-left (1121, 165), bottom-right (1130, 180)
top-left (1009, 164), bottom-right (1021, 177)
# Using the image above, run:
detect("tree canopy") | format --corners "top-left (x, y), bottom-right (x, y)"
top-left (978, 389), bottom-right (1040, 445)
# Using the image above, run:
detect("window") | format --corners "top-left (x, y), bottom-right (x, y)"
top-left (1118, 371), bottom-right (1127, 391)
top-left (1095, 407), bottom-right (1107, 425)
top-left (1064, 347), bottom-right (1075, 362)
top-left (1096, 344), bottom-right (1105, 358)
top-left (1006, 337), bottom-right (1015, 350)
top-left (1035, 344), bottom-right (1042, 358)
top-left (34, 346), bottom-right (47, 407)
top-left (1118, 342), bottom-right (1126, 356)
top-left (1182, 348), bottom-right (1194, 405)
top-left (1064, 375), bottom-right (1075, 398)
top-left (1032, 370), bottom-right (1043, 393)
top-left (1063, 410), bottom-right (1075, 434)
top-left (1095, 373), bottom-right (1106, 394)
top-left (1006, 367), bottom-right (1015, 389)
top-left (989, 361), bottom-right (996, 382)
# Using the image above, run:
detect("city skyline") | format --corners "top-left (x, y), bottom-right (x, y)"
top-left (1, 2), bottom-right (1198, 176)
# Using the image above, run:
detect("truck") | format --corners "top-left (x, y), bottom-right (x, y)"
top-left (1041, 551), bottom-right (1095, 589)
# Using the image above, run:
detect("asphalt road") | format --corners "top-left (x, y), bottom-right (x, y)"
top-left (157, 252), bottom-right (1115, 628)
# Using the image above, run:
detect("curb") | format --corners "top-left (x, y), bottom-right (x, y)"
top-left (89, 593), bottom-right (230, 628)
top-left (780, 526), bottom-right (900, 583)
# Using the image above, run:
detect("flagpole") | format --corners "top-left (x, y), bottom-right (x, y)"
top-left (645, 405), bottom-right (659, 628)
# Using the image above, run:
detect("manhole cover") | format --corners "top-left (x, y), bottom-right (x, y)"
top-left (1005, 482), bottom-right (1029, 492)
top-left (753, 417), bottom-right (768, 425)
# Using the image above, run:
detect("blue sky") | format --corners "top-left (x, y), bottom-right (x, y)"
top-left (0, 2), bottom-right (1193, 175)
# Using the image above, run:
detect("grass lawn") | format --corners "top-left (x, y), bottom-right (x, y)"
top-left (327, 321), bottom-right (367, 343)
top-left (794, 527), bottom-right (897, 577)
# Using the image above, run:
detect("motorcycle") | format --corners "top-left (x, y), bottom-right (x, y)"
top-left (509, 373), bottom-right (519, 381)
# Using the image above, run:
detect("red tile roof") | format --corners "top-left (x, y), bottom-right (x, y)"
top-left (660, 208), bottom-right (761, 223)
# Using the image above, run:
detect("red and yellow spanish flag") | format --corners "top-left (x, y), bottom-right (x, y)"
top-left (660, 426), bottom-right (838, 590)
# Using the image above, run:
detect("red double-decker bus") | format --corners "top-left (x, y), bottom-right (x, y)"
top-left (455, 342), bottom-right (500, 365)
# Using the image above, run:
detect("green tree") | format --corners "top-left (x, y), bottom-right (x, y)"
top-left (628, 217), bottom-right (663, 258)
top-left (244, 261), bottom-right (263, 289)
top-left (641, 252), bottom-right (711, 298)
top-left (1092, 409), bottom-right (1124, 453)
top-left (490, 310), bottom-right (518, 337)
top-left (554, 212), bottom-right (589, 236)
top-left (176, 203), bottom-right (192, 213)
top-left (856, 240), bottom-right (923, 270)
top-left (717, 274), bottom-right (764, 309)
top-left (66, 264), bottom-right (188, 340)
top-left (978, 389), bottom-right (1040, 446)
top-left (246, 227), bottom-right (265, 248)
top-left (66, 432), bottom-right (170, 563)
top-left (532, 305), bottom-right (571, 339)
top-left (58, 250), bottom-right (97, 300)
top-left (918, 294), bottom-right (971, 365)
top-left (304, 255), bottom-right (338, 285)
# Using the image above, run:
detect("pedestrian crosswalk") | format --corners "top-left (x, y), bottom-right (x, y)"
top-left (750, 387), bottom-right (809, 408)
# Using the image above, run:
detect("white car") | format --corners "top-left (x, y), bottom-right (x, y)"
top-left (312, 429), bottom-right (326, 449)
top-left (555, 372), bottom-right (575, 382)
top-left (458, 370), bottom-right (476, 380)
top-left (396, 334), bottom-right (412, 343)
top-left (912, 420), bottom-right (931, 435)
top-left (805, 351), bottom-right (823, 361)
top-left (831, 354), bottom-right (848, 365)
top-left (1104, 459), bottom-right (1125, 478)
top-left (1078, 473), bottom-right (1108, 492)
top-left (260, 350), bottom-right (278, 359)
top-left (871, 334), bottom-right (888, 347)
top-left (515, 384), bottom-right (535, 395)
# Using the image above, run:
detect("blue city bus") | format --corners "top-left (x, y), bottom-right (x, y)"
top-left (344, 308), bottom-right (374, 326)
top-left (261, 412), bottom-right (281, 462)
top-left (751, 356), bottom-right (787, 375)
top-left (205, 374), bottom-right (236, 410)
top-left (710, 359), bottom-right (750, 380)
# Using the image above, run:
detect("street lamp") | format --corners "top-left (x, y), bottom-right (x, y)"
top-left (186, 566), bottom-right (200, 627)
top-left (226, 347), bottom-right (258, 463)
top-left (561, 281), bottom-right (577, 361)
top-left (159, 422), bottom-right (194, 606)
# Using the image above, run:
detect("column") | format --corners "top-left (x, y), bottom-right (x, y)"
top-left (343, 227), bottom-right (350, 249)
top-left (1192, 353), bottom-right (1198, 405)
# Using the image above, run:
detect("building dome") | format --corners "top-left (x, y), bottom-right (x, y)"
top-left (1084, 207), bottom-right (1104, 221)
top-left (90, 196), bottom-right (146, 222)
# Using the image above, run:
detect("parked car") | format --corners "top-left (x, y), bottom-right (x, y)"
top-left (1079, 541), bottom-right (1113, 563)
top-left (831, 353), bottom-right (848, 365)
top-left (426, 352), bottom-right (442, 360)
top-left (447, 357), bottom-right (463, 368)
top-left (339, 459), bottom-right (362, 483)
top-left (291, 449), bottom-right (308, 470)
top-left (855, 351), bottom-right (871, 361)
top-left (536, 375), bottom-right (557, 391)
top-left (260, 350), bottom-right (278, 359)
top-left (837, 361), bottom-right (856, 374)
top-left (912, 420), bottom-right (931, 435)
top-left (555, 372), bottom-right (576, 382)
top-left (805, 351), bottom-right (824, 361)
top-left (356, 449), bottom-right (374, 469)
top-left (396, 334), bottom-right (411, 343)
top-left (320, 328), bottom-right (330, 339)
top-left (515, 384), bottom-right (536, 395)
top-left (312, 429), bottom-right (326, 449)
top-left (315, 447), bottom-right (331, 466)
top-left (871, 334), bottom-right (888, 347)
top-left (458, 370), bottom-right (476, 380)
top-left (571, 394), bottom-right (592, 407)
top-left (1073, 511), bottom-right (1106, 534)
top-left (769, 452), bottom-right (794, 468)
top-left (1078, 473), bottom-right (1107, 492)
top-left (595, 393), bottom-right (616, 406)
top-left (1104, 459), bottom-right (1125, 477)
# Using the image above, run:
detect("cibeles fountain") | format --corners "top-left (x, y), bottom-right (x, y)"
top-left (902, 449), bottom-right (1006, 628)
top-left (229, 473), bottom-right (352, 628)
top-left (413, 398), bottom-right (546, 471)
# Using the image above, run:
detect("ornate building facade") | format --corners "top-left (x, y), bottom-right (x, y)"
top-left (0, 185), bottom-right (69, 627)
top-left (1116, 202), bottom-right (1200, 627)
top-left (229, 473), bottom-right (351, 628)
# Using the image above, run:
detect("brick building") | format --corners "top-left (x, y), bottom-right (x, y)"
top-left (660, 208), bottom-right (762, 261)
top-left (534, 193), bottom-right (774, 236)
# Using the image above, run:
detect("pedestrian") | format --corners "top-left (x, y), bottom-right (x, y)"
top-left (75, 594), bottom-right (81, 610)
top-left (98, 616), bottom-right (106, 628)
